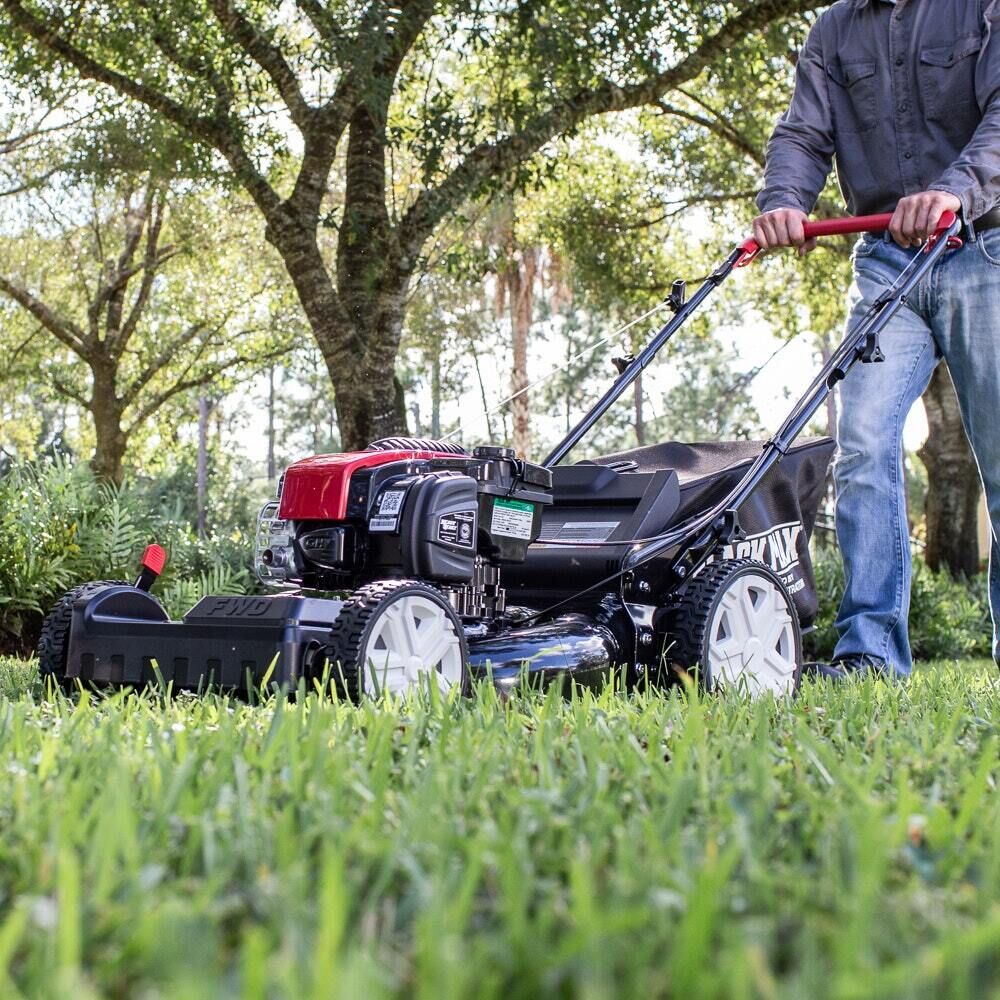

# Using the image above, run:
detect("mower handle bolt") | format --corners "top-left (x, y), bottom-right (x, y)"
top-left (639, 632), bottom-right (654, 646)
top-left (637, 580), bottom-right (652, 594)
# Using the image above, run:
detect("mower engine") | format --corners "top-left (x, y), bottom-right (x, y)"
top-left (255, 439), bottom-right (553, 621)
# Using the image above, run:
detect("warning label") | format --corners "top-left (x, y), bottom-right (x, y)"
top-left (490, 498), bottom-right (535, 540)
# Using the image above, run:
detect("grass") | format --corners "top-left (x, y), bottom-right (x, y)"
top-left (0, 657), bottom-right (997, 999)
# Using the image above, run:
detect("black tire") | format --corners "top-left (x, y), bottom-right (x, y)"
top-left (36, 580), bottom-right (132, 684)
top-left (662, 559), bottom-right (802, 696)
top-left (366, 437), bottom-right (468, 455)
top-left (327, 580), bottom-right (470, 700)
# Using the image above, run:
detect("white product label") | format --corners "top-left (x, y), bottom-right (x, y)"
top-left (490, 498), bottom-right (535, 540)
top-left (369, 516), bottom-right (398, 532)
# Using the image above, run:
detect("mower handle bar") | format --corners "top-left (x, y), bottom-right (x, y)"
top-left (734, 210), bottom-right (962, 267)
top-left (542, 209), bottom-right (962, 469)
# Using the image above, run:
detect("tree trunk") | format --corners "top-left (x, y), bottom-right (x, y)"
top-left (264, 208), bottom-right (407, 452)
top-left (430, 346), bottom-right (441, 439)
top-left (918, 364), bottom-right (981, 578)
top-left (88, 365), bottom-right (128, 485)
top-left (507, 247), bottom-right (536, 458)
top-left (266, 365), bottom-right (277, 482)
top-left (197, 395), bottom-right (210, 538)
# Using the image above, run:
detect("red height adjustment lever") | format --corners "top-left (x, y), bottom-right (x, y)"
top-left (135, 544), bottom-right (167, 592)
top-left (735, 210), bottom-right (962, 268)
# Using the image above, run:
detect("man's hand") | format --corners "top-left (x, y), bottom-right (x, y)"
top-left (888, 191), bottom-right (962, 248)
top-left (751, 207), bottom-right (818, 257)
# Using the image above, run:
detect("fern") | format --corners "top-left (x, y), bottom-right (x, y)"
top-left (1, 459), bottom-right (257, 646)
top-left (159, 564), bottom-right (251, 619)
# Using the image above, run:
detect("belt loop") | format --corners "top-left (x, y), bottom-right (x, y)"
top-left (963, 214), bottom-right (976, 243)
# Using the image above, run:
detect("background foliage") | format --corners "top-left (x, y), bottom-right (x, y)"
top-left (0, 460), bottom-right (255, 652)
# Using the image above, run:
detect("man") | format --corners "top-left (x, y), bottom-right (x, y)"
top-left (754, 0), bottom-right (1000, 678)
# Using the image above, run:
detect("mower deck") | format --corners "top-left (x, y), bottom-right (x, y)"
top-left (62, 586), bottom-right (620, 693)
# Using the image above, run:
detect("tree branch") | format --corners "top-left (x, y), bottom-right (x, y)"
top-left (294, 0), bottom-right (345, 49)
top-left (51, 375), bottom-right (91, 408)
top-left (100, 184), bottom-right (155, 349)
top-left (0, 0), bottom-right (283, 217)
top-left (655, 101), bottom-right (765, 167)
top-left (287, 0), bottom-right (436, 222)
top-left (207, 0), bottom-right (313, 131)
top-left (0, 274), bottom-right (90, 357)
top-left (116, 199), bottom-right (173, 352)
top-left (120, 320), bottom-right (209, 406)
top-left (124, 342), bottom-right (290, 430)
top-left (399, 0), bottom-right (819, 251)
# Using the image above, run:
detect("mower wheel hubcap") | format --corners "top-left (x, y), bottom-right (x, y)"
top-left (707, 572), bottom-right (798, 696)
top-left (363, 593), bottom-right (464, 695)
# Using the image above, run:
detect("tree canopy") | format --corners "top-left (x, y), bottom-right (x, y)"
top-left (0, 0), bottom-right (825, 447)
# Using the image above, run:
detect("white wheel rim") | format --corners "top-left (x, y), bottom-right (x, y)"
top-left (707, 573), bottom-right (798, 696)
top-left (362, 594), bottom-right (465, 695)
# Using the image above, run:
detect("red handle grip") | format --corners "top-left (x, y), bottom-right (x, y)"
top-left (735, 210), bottom-right (961, 267)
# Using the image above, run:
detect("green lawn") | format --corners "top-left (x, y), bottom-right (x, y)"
top-left (0, 657), bottom-right (997, 999)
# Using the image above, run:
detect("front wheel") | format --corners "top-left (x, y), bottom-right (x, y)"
top-left (37, 580), bottom-right (134, 684)
top-left (663, 559), bottom-right (802, 697)
top-left (327, 580), bottom-right (470, 699)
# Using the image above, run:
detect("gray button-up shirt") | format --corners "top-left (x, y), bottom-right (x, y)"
top-left (757, 0), bottom-right (1000, 222)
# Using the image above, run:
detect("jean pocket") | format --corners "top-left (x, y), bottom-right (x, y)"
top-left (852, 235), bottom-right (880, 261)
top-left (977, 231), bottom-right (1000, 266)
top-left (826, 58), bottom-right (878, 133)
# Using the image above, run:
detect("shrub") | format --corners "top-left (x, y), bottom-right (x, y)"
top-left (806, 545), bottom-right (992, 663)
top-left (0, 460), bottom-right (255, 653)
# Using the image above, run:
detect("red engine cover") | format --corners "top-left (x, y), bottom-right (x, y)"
top-left (277, 450), bottom-right (461, 521)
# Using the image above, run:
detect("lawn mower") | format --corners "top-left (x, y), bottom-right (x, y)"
top-left (37, 211), bottom-right (963, 698)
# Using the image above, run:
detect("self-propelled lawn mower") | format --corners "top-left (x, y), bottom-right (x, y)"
top-left (37, 211), bottom-right (963, 698)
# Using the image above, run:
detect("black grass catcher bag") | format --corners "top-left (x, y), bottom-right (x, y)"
top-left (592, 438), bottom-right (835, 627)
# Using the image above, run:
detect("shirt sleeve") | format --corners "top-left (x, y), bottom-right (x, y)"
top-left (930, 1), bottom-right (1000, 220)
top-left (757, 18), bottom-right (836, 215)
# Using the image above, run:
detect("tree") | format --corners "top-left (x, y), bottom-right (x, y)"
top-left (0, 0), bottom-right (825, 450)
top-left (0, 175), bottom-right (288, 483)
top-left (919, 366), bottom-right (982, 578)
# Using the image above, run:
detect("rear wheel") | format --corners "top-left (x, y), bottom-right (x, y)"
top-left (327, 580), bottom-right (470, 699)
top-left (37, 580), bottom-right (132, 684)
top-left (663, 559), bottom-right (801, 697)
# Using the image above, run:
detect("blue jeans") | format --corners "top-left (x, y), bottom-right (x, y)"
top-left (834, 229), bottom-right (1000, 675)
